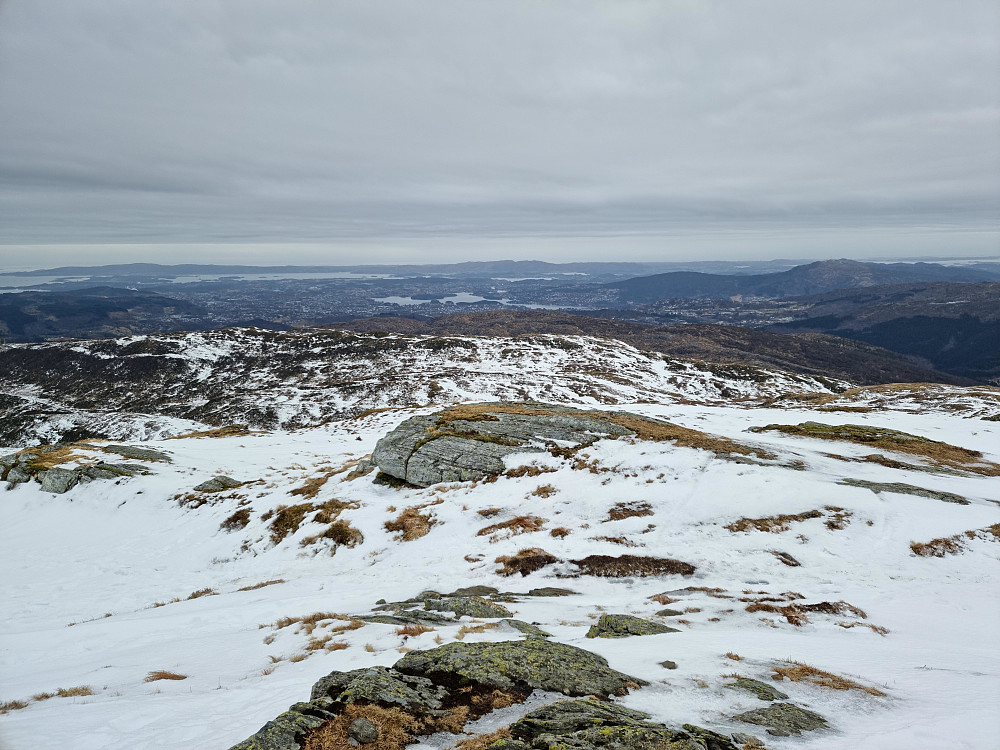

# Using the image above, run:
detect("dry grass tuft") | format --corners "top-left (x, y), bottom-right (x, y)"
top-left (569, 554), bottom-right (695, 578)
top-left (725, 652), bottom-right (744, 661)
top-left (838, 621), bottom-right (889, 635)
top-left (746, 600), bottom-right (867, 626)
top-left (477, 515), bottom-right (545, 540)
top-left (167, 424), bottom-right (251, 440)
top-left (0, 699), bottom-right (30, 714)
top-left (726, 510), bottom-right (822, 533)
top-left (220, 508), bottom-right (251, 531)
top-left (456, 622), bottom-right (498, 640)
top-left (604, 501), bottom-right (653, 522)
top-left (238, 579), bottom-right (285, 592)
top-left (396, 623), bottom-right (434, 637)
top-left (453, 728), bottom-right (511, 750)
top-left (910, 523), bottom-right (1000, 557)
top-left (506, 465), bottom-right (556, 478)
top-left (753, 422), bottom-right (1000, 476)
top-left (530, 484), bottom-right (557, 498)
top-left (301, 520), bottom-right (364, 550)
top-left (592, 535), bottom-right (639, 547)
top-left (145, 671), bottom-right (187, 682)
top-left (549, 526), bottom-right (571, 538)
top-left (771, 661), bottom-right (886, 696)
top-left (385, 507), bottom-right (437, 541)
top-left (650, 593), bottom-right (678, 605)
top-left (187, 588), bottom-right (216, 600)
top-left (268, 499), bottom-right (356, 546)
top-left (477, 507), bottom-right (503, 518)
top-left (301, 704), bottom-right (417, 750)
top-left (495, 547), bottom-right (558, 576)
top-left (271, 612), bottom-right (364, 636)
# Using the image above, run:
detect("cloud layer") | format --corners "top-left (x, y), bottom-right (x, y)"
top-left (1, 0), bottom-right (997, 260)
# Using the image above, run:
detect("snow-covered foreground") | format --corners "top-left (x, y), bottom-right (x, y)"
top-left (1, 401), bottom-right (998, 750)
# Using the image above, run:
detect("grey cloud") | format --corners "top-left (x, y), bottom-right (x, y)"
top-left (0, 0), bottom-right (997, 261)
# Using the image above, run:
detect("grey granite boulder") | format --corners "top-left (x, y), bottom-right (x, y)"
top-left (733, 702), bottom-right (828, 736)
top-left (395, 638), bottom-right (645, 696)
top-left (372, 403), bottom-right (639, 487)
top-left (5, 466), bottom-right (31, 485)
top-left (194, 475), bottom-right (243, 492)
top-left (585, 614), bottom-right (681, 639)
top-left (38, 468), bottom-right (79, 494)
top-left (424, 596), bottom-right (513, 619)
top-left (102, 444), bottom-right (172, 463)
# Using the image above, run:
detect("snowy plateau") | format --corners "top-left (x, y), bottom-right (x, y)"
top-left (0, 329), bottom-right (998, 750)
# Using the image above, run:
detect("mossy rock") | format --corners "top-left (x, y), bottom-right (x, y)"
top-left (228, 699), bottom-right (336, 750)
top-left (501, 619), bottom-right (552, 638)
top-left (733, 702), bottom-right (828, 736)
top-left (395, 638), bottom-right (646, 696)
top-left (425, 596), bottom-right (513, 618)
top-left (508, 699), bottom-right (738, 750)
top-left (585, 614), bottom-right (680, 639)
top-left (724, 677), bottom-right (788, 701)
top-left (309, 666), bottom-right (447, 710)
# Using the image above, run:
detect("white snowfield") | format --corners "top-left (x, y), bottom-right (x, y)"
top-left (1, 363), bottom-right (999, 749)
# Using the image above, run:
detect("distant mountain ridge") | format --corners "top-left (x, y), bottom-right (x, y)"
top-left (607, 259), bottom-right (1000, 302)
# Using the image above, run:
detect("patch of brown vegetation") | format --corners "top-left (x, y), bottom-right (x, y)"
top-left (823, 506), bottom-right (852, 530)
top-left (753, 422), bottom-right (1000, 476)
top-left (268, 499), bottom-right (356, 546)
top-left (725, 652), bottom-right (743, 661)
top-left (771, 661), bottom-right (886, 696)
top-left (385, 507), bottom-right (437, 541)
top-left (477, 507), bottom-right (503, 518)
top-left (477, 515), bottom-right (545, 540)
top-left (495, 547), bottom-right (558, 576)
top-left (187, 588), bottom-right (216, 600)
top-left (456, 622), bottom-right (499, 640)
top-left (453, 728), bottom-right (511, 750)
top-left (745, 600), bottom-right (867, 626)
top-left (506, 464), bottom-right (556, 480)
top-left (592, 536), bottom-right (639, 547)
top-left (604, 501), bottom-right (653, 522)
top-left (726, 510), bottom-right (823, 533)
top-left (301, 704), bottom-right (418, 750)
top-left (569, 554), bottom-right (695, 577)
top-left (301, 520), bottom-right (364, 550)
top-left (837, 621), bottom-right (889, 635)
top-left (396, 623), bottom-right (434, 637)
top-left (650, 593), bottom-right (678, 605)
top-left (0, 699), bottom-right (29, 714)
top-left (167, 424), bottom-right (251, 440)
top-left (910, 523), bottom-right (1000, 557)
top-left (238, 579), bottom-right (285, 592)
top-left (271, 612), bottom-right (364, 636)
top-left (289, 467), bottom-right (342, 500)
top-left (220, 508), bottom-right (251, 531)
top-left (549, 526), bottom-right (571, 538)
top-left (145, 671), bottom-right (187, 682)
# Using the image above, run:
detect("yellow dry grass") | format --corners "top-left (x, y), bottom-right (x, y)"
top-left (476, 515), bottom-right (545, 540)
top-left (166, 424), bottom-right (251, 439)
top-left (725, 510), bottom-right (823, 533)
top-left (385, 507), bottom-right (437, 541)
top-left (771, 661), bottom-right (886, 697)
top-left (910, 522), bottom-right (1000, 557)
top-left (145, 671), bottom-right (187, 682)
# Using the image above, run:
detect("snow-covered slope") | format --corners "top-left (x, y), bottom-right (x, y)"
top-left (1, 329), bottom-right (854, 448)
top-left (1, 393), bottom-right (998, 749)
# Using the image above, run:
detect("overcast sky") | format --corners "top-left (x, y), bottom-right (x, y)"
top-left (1, 0), bottom-right (998, 267)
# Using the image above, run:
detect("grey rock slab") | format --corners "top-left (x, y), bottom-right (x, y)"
top-left (395, 638), bottom-right (646, 696)
top-left (731, 732), bottom-right (765, 747)
top-left (102, 444), bottom-right (172, 463)
top-left (659, 660), bottom-right (678, 670)
top-left (656, 608), bottom-right (684, 616)
top-left (194, 475), bottom-right (243, 492)
top-left (526, 587), bottom-right (577, 597)
top-left (445, 585), bottom-right (499, 597)
top-left (425, 596), bottom-right (513, 619)
top-left (585, 614), bottom-right (681, 638)
top-left (38, 468), bottom-right (79, 494)
top-left (733, 702), bottom-right (828, 736)
top-left (839, 478), bottom-right (968, 505)
top-left (725, 677), bottom-right (789, 701)
top-left (500, 619), bottom-right (552, 638)
top-left (371, 403), bottom-right (641, 488)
